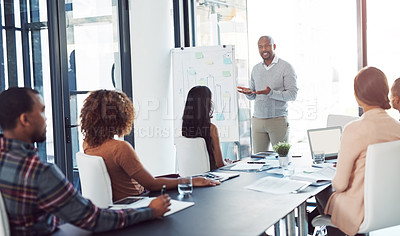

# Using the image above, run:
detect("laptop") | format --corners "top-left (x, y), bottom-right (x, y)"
top-left (307, 126), bottom-right (342, 161)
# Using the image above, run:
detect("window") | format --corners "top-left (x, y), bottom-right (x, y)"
top-left (247, 0), bottom-right (359, 144)
top-left (0, 0), bottom-right (131, 184)
top-left (0, 0), bottom-right (54, 163)
top-left (366, 0), bottom-right (400, 118)
top-left (195, 0), bottom-right (251, 158)
top-left (65, 0), bottom-right (125, 168)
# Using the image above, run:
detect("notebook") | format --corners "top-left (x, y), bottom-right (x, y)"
top-left (307, 126), bottom-right (342, 160)
top-left (290, 165), bottom-right (336, 186)
top-left (111, 197), bottom-right (194, 216)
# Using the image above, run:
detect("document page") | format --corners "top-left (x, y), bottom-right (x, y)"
top-left (111, 198), bottom-right (194, 216)
top-left (290, 166), bottom-right (336, 185)
top-left (220, 160), bottom-right (279, 171)
top-left (246, 176), bottom-right (310, 194)
top-left (230, 162), bottom-right (264, 171)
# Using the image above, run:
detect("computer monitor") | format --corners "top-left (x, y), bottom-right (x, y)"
top-left (307, 126), bottom-right (342, 160)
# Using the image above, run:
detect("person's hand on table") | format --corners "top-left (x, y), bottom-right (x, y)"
top-left (237, 86), bottom-right (254, 95)
top-left (224, 158), bottom-right (233, 164)
top-left (193, 176), bottom-right (220, 186)
top-left (149, 194), bottom-right (171, 218)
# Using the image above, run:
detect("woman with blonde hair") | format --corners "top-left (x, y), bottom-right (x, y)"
top-left (80, 89), bottom-right (219, 202)
top-left (312, 67), bottom-right (400, 236)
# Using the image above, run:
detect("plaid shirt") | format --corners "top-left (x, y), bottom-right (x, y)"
top-left (0, 135), bottom-right (153, 235)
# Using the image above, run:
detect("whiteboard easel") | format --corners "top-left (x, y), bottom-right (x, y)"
top-left (172, 45), bottom-right (239, 144)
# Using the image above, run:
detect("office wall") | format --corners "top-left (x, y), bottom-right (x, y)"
top-left (129, 0), bottom-right (175, 175)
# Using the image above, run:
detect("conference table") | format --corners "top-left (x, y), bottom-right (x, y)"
top-left (54, 157), bottom-right (330, 236)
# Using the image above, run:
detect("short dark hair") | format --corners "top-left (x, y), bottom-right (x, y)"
top-left (0, 87), bottom-right (39, 131)
top-left (259, 35), bottom-right (274, 45)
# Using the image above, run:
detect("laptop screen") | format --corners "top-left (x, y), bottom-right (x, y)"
top-left (307, 126), bottom-right (342, 158)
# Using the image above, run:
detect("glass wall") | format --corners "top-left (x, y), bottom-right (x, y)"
top-left (366, 0), bottom-right (400, 119)
top-left (195, 0), bottom-right (251, 158)
top-left (0, 0), bottom-right (54, 163)
top-left (247, 0), bottom-right (359, 145)
top-left (0, 0), bottom-right (129, 184)
top-left (65, 0), bottom-right (123, 168)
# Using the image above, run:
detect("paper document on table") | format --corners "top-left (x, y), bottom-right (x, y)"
top-left (230, 162), bottom-right (264, 171)
top-left (290, 166), bottom-right (336, 186)
top-left (111, 198), bottom-right (194, 216)
top-left (263, 159), bottom-right (280, 168)
top-left (246, 176), bottom-right (311, 194)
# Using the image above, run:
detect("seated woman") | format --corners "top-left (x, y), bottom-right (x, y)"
top-left (314, 67), bottom-right (400, 236)
top-left (80, 89), bottom-right (219, 202)
top-left (182, 86), bottom-right (232, 171)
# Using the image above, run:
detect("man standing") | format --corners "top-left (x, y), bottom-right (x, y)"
top-left (238, 36), bottom-right (298, 153)
top-left (0, 87), bottom-right (170, 235)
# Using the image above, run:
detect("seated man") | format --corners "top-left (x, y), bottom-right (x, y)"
top-left (0, 87), bottom-right (171, 235)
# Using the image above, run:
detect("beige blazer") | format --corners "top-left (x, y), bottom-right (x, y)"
top-left (325, 108), bottom-right (400, 235)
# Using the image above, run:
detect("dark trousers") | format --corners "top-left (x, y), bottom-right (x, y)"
top-left (314, 187), bottom-right (368, 236)
top-left (313, 186), bottom-right (346, 236)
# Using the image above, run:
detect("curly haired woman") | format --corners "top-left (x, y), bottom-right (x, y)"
top-left (80, 89), bottom-right (219, 202)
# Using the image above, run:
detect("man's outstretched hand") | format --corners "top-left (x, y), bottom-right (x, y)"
top-left (254, 86), bottom-right (271, 95)
top-left (237, 86), bottom-right (254, 95)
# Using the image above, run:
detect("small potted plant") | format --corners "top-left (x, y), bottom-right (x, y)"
top-left (273, 142), bottom-right (291, 169)
top-left (273, 141), bottom-right (291, 157)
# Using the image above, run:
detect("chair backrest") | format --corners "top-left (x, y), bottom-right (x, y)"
top-left (358, 140), bottom-right (400, 233)
top-left (175, 137), bottom-right (211, 176)
top-left (0, 192), bottom-right (10, 236)
top-left (76, 152), bottom-right (113, 208)
top-left (326, 114), bottom-right (358, 128)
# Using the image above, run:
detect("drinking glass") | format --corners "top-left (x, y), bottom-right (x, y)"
top-left (283, 162), bottom-right (295, 177)
top-left (177, 176), bottom-right (193, 196)
top-left (313, 151), bottom-right (325, 164)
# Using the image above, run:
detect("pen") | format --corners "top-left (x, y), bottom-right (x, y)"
top-left (161, 185), bottom-right (166, 195)
top-left (247, 161), bottom-right (266, 164)
top-left (312, 164), bottom-right (323, 168)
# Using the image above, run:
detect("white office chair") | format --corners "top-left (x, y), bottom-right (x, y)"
top-left (326, 114), bottom-right (358, 128)
top-left (76, 152), bottom-right (113, 208)
top-left (0, 192), bottom-right (10, 236)
top-left (175, 137), bottom-right (211, 176)
top-left (312, 140), bottom-right (400, 235)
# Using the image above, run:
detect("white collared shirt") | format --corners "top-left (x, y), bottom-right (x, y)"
top-left (263, 55), bottom-right (279, 71)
